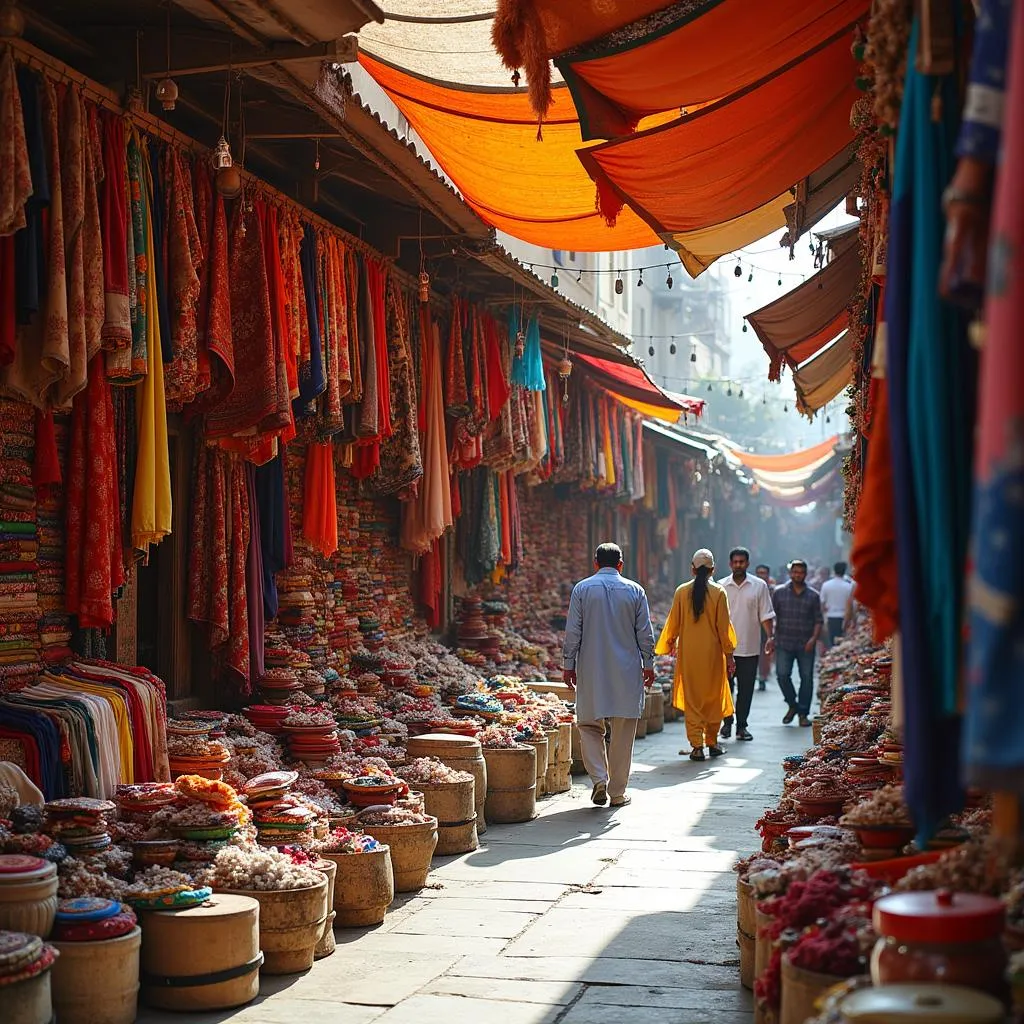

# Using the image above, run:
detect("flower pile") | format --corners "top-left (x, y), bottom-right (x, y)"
top-left (315, 828), bottom-right (381, 855)
top-left (398, 758), bottom-right (473, 785)
top-left (197, 846), bottom-right (324, 891)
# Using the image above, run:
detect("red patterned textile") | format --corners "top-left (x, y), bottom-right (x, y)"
top-left (65, 354), bottom-right (123, 628)
top-left (99, 110), bottom-right (130, 350)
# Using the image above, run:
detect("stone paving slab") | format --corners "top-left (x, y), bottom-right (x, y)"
top-left (561, 1004), bottom-right (753, 1024)
top-left (386, 903), bottom-right (539, 938)
top-left (370, 994), bottom-right (561, 1024)
top-left (558, 885), bottom-right (735, 914)
top-left (573, 983), bottom-right (752, 1011)
top-left (421, 976), bottom-right (584, 1004)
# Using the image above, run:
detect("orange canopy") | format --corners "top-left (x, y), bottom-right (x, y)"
top-left (358, 53), bottom-right (660, 252)
top-left (578, 29), bottom-right (860, 235)
top-left (558, 0), bottom-right (868, 139)
top-left (724, 435), bottom-right (839, 472)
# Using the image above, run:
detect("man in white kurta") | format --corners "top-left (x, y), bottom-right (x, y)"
top-left (562, 543), bottom-right (656, 808)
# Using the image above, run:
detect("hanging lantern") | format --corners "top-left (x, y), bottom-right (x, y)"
top-left (666, 272), bottom-right (673, 290)
top-left (747, 271), bottom-right (753, 283)
top-left (557, 356), bottom-right (573, 404)
top-left (733, 262), bottom-right (743, 278)
top-left (648, 345), bottom-right (655, 357)
top-left (614, 275), bottom-right (623, 295)
top-left (669, 343), bottom-right (676, 355)
top-left (742, 322), bottom-right (748, 333)
top-left (211, 136), bottom-right (233, 170)
top-left (418, 271), bottom-right (430, 304)
top-left (690, 349), bottom-right (697, 363)
top-left (551, 271), bottom-right (559, 288)
top-left (155, 77), bottom-right (179, 111)
top-left (215, 164), bottom-right (241, 198)
top-left (514, 329), bottom-right (526, 359)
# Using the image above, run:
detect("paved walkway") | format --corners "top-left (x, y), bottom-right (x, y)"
top-left (141, 687), bottom-right (792, 1024)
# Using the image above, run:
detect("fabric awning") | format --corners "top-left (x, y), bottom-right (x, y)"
top-left (793, 333), bottom-right (855, 415)
top-left (643, 421), bottom-right (717, 456)
top-left (577, 30), bottom-right (860, 236)
top-left (724, 435), bottom-right (839, 472)
top-left (781, 145), bottom-right (861, 250)
top-left (557, 0), bottom-right (868, 140)
top-left (358, 53), bottom-right (661, 251)
top-left (571, 352), bottom-right (698, 419)
top-left (747, 234), bottom-right (862, 379)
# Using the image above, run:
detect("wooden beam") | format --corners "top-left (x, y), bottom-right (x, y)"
top-left (142, 36), bottom-right (357, 79)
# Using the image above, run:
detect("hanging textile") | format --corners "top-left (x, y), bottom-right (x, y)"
top-left (509, 311), bottom-right (545, 391)
top-left (793, 333), bottom-right (854, 415)
top-left (2, 77), bottom-right (68, 407)
top-left (163, 148), bottom-right (203, 409)
top-left (369, 281), bottom-right (423, 498)
top-left (98, 109), bottom-right (130, 351)
top-left (0, 49), bottom-right (30, 237)
top-left (65, 354), bottom-right (123, 628)
top-left (401, 308), bottom-right (453, 554)
top-left (886, 14), bottom-right (974, 841)
top-left (302, 441), bottom-right (338, 558)
top-left (254, 449), bottom-right (291, 620)
top-left (245, 463), bottom-right (265, 683)
top-left (963, 0), bottom-right (1024, 795)
top-left (191, 165), bottom-right (234, 410)
top-left (295, 222), bottom-right (325, 418)
top-left (130, 146), bottom-right (171, 556)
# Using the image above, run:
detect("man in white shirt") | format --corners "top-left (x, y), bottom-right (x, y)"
top-left (719, 547), bottom-right (776, 742)
top-left (819, 561), bottom-right (855, 648)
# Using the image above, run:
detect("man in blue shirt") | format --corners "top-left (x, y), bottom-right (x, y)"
top-left (771, 559), bottom-right (823, 728)
top-left (563, 542), bottom-right (655, 808)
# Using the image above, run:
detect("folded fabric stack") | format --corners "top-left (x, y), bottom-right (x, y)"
top-left (0, 401), bottom-right (41, 691)
top-left (35, 418), bottom-right (71, 667)
top-left (51, 898), bottom-right (137, 942)
top-left (45, 797), bottom-right (115, 854)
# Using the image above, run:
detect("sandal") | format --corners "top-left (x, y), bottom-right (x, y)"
top-left (708, 745), bottom-right (726, 758)
top-left (688, 748), bottom-right (706, 762)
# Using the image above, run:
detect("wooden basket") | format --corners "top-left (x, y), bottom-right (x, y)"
top-left (738, 926), bottom-right (755, 990)
top-left (779, 954), bottom-right (846, 1024)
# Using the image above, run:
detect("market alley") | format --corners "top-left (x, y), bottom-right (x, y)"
top-left (139, 691), bottom-right (789, 1024)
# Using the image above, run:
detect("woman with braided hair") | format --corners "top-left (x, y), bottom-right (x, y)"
top-left (656, 549), bottom-right (737, 762)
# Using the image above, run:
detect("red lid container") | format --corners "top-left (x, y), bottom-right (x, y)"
top-left (873, 889), bottom-right (1004, 943)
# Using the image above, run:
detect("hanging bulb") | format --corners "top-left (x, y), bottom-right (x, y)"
top-left (666, 271), bottom-right (673, 290)
top-left (690, 349), bottom-right (697, 363)
top-left (614, 275), bottom-right (624, 295)
top-left (551, 271), bottom-right (559, 288)
top-left (738, 388), bottom-right (744, 399)
top-left (669, 343), bottom-right (676, 355)
top-left (783, 403), bottom-right (789, 413)
top-left (637, 268), bottom-right (644, 287)
top-left (734, 262), bottom-right (743, 278)
top-left (825, 415), bottom-right (831, 424)
top-left (747, 271), bottom-right (753, 283)
top-left (648, 345), bottom-right (655, 357)
top-left (727, 385), bottom-right (733, 397)
top-left (777, 276), bottom-right (783, 287)
top-left (742, 322), bottom-right (748, 333)
top-left (707, 383), bottom-right (713, 393)
top-left (762, 396), bottom-right (767, 405)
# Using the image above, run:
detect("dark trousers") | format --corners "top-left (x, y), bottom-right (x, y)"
top-left (825, 617), bottom-right (845, 647)
top-left (722, 656), bottom-right (759, 731)
top-left (776, 646), bottom-right (815, 716)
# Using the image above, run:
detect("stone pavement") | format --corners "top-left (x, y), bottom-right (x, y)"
top-left (140, 686), bottom-right (794, 1024)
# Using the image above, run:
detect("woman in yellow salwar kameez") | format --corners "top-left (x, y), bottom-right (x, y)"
top-left (656, 549), bottom-right (737, 761)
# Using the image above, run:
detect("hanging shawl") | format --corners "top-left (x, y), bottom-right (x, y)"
top-left (964, 0), bottom-right (1024, 794)
top-left (345, 248), bottom-right (362, 403)
top-left (510, 311), bottom-right (545, 391)
top-left (277, 213), bottom-right (301, 403)
top-left (0, 49), bottom-right (30, 237)
top-left (163, 148), bottom-right (203, 409)
top-left (65, 354), bottom-right (123, 627)
top-left (187, 444), bottom-right (250, 691)
top-left (3, 77), bottom-right (68, 407)
top-left (206, 200), bottom-right (285, 446)
top-left (54, 88), bottom-right (101, 408)
top-left (190, 165), bottom-right (233, 411)
top-left (254, 449), bottom-right (291, 619)
top-left (98, 109), bottom-right (130, 350)
top-left (130, 146), bottom-right (171, 555)
top-left (369, 278), bottom-right (423, 498)
top-left (302, 441), bottom-right (338, 558)
top-left (294, 223), bottom-right (325, 418)
top-left (445, 297), bottom-right (470, 416)
top-left (244, 463), bottom-right (264, 682)
top-left (354, 255), bottom-right (378, 438)
top-left (401, 307), bottom-right (453, 554)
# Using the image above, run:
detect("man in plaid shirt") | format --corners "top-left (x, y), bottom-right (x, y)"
top-left (771, 560), bottom-right (823, 727)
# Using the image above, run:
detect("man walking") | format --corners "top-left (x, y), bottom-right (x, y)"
top-left (820, 562), bottom-right (854, 647)
top-left (719, 548), bottom-right (775, 742)
top-left (755, 564), bottom-right (775, 690)
top-left (772, 559), bottom-right (823, 727)
top-left (563, 542), bottom-right (655, 808)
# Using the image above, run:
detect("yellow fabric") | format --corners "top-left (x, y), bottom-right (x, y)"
top-left (601, 398), bottom-right (615, 487)
top-left (608, 391), bottom-right (681, 423)
top-left (131, 149), bottom-right (172, 555)
top-left (359, 54), bottom-right (661, 251)
top-left (655, 580), bottom-right (736, 727)
top-left (669, 194), bottom-right (790, 277)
